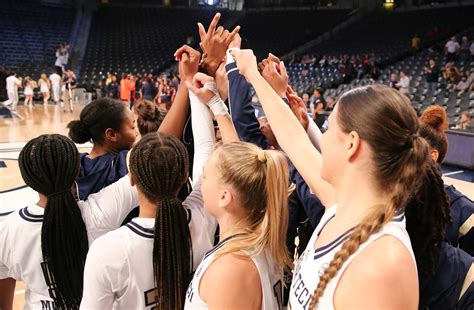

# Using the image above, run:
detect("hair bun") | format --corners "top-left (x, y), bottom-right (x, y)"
top-left (67, 120), bottom-right (91, 144)
top-left (420, 106), bottom-right (448, 132)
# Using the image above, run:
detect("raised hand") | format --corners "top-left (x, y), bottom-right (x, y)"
top-left (260, 53), bottom-right (288, 98)
top-left (229, 32), bottom-right (242, 50)
top-left (185, 72), bottom-right (215, 103)
top-left (198, 13), bottom-right (240, 77)
top-left (287, 92), bottom-right (309, 131)
top-left (215, 62), bottom-right (228, 101)
top-left (174, 45), bottom-right (201, 83)
top-left (231, 49), bottom-right (260, 81)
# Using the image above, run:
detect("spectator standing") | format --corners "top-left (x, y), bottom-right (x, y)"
top-left (141, 75), bottom-right (157, 101)
top-left (396, 71), bottom-right (410, 96)
top-left (445, 36), bottom-right (460, 63)
top-left (120, 74), bottom-right (135, 108)
top-left (62, 69), bottom-right (77, 111)
top-left (411, 34), bottom-right (420, 51)
top-left (106, 75), bottom-right (120, 99)
top-left (424, 58), bottom-right (439, 92)
top-left (0, 67), bottom-right (8, 102)
top-left (459, 36), bottom-right (470, 64)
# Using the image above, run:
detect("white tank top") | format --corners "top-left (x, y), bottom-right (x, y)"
top-left (184, 235), bottom-right (284, 309)
top-left (289, 205), bottom-right (416, 309)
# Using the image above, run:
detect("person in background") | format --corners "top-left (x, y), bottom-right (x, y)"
top-left (389, 73), bottom-right (399, 90)
top-left (0, 67), bottom-right (8, 102)
top-left (5, 71), bottom-right (21, 110)
top-left (49, 70), bottom-right (61, 105)
top-left (424, 58), bottom-right (439, 92)
top-left (120, 74), bottom-right (135, 109)
top-left (396, 71), bottom-right (410, 97)
top-left (38, 74), bottom-right (51, 106)
top-left (22, 77), bottom-right (34, 107)
top-left (141, 75), bottom-right (158, 101)
top-left (445, 36), bottom-right (460, 63)
top-left (106, 75), bottom-right (119, 99)
top-left (62, 69), bottom-right (77, 112)
top-left (456, 111), bottom-right (472, 130)
top-left (459, 36), bottom-right (471, 64)
top-left (412, 34), bottom-right (420, 51)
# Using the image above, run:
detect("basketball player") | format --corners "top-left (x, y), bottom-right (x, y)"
top-left (183, 74), bottom-right (291, 309)
top-left (231, 49), bottom-right (446, 308)
top-left (81, 75), bottom-right (219, 309)
top-left (0, 134), bottom-right (139, 309)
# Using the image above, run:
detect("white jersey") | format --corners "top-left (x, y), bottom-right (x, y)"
top-left (0, 175), bottom-right (138, 309)
top-left (80, 182), bottom-right (218, 309)
top-left (289, 205), bottom-right (416, 309)
top-left (184, 235), bottom-right (283, 310)
top-left (49, 74), bottom-right (61, 87)
top-left (6, 75), bottom-right (20, 91)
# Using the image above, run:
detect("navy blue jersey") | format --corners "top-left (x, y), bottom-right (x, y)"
top-left (419, 242), bottom-right (473, 310)
top-left (76, 151), bottom-right (129, 200)
top-left (445, 185), bottom-right (474, 256)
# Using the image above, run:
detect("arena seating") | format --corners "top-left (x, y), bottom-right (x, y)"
top-left (0, 0), bottom-right (75, 79)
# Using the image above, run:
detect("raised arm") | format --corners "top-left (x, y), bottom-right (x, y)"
top-left (232, 49), bottom-right (337, 207)
top-left (158, 45), bottom-right (200, 138)
top-left (187, 72), bottom-right (239, 144)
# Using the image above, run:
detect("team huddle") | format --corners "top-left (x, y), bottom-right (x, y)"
top-left (0, 13), bottom-right (473, 310)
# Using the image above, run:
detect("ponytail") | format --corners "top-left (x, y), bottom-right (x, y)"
top-left (129, 133), bottom-right (192, 309)
top-left (212, 143), bottom-right (292, 270)
top-left (19, 134), bottom-right (87, 308)
top-left (308, 85), bottom-right (433, 308)
top-left (153, 197), bottom-right (192, 309)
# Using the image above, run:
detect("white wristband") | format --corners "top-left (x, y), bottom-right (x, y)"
top-left (207, 94), bottom-right (229, 116)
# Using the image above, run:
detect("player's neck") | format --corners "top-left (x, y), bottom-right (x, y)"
top-left (88, 143), bottom-right (120, 159)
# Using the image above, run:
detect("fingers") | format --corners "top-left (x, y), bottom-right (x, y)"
top-left (267, 53), bottom-right (280, 64)
top-left (279, 61), bottom-right (288, 77)
top-left (229, 32), bottom-right (242, 49)
top-left (198, 23), bottom-right (206, 42)
top-left (174, 45), bottom-right (199, 61)
top-left (226, 25), bottom-right (241, 45)
top-left (193, 72), bottom-right (214, 85)
top-left (215, 26), bottom-right (224, 36)
top-left (208, 13), bottom-right (221, 37)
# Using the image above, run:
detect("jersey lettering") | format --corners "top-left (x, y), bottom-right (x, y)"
top-left (143, 288), bottom-right (158, 309)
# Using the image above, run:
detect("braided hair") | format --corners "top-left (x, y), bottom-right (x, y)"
top-left (128, 132), bottom-right (192, 309)
top-left (18, 134), bottom-right (88, 308)
top-left (309, 85), bottom-right (432, 308)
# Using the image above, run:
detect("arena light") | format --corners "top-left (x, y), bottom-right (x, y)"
top-left (384, 0), bottom-right (395, 9)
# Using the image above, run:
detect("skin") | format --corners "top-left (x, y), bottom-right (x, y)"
top-left (88, 108), bottom-right (138, 159)
top-left (0, 278), bottom-right (15, 310)
top-left (232, 49), bottom-right (418, 309)
top-left (198, 153), bottom-right (263, 309)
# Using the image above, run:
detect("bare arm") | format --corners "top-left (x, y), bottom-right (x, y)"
top-left (159, 45), bottom-right (201, 138)
top-left (233, 49), bottom-right (337, 207)
top-left (0, 278), bottom-right (15, 310)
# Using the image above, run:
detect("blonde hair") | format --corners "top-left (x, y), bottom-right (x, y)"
top-left (309, 85), bottom-right (429, 308)
top-left (212, 142), bottom-right (292, 270)
top-left (41, 73), bottom-right (48, 81)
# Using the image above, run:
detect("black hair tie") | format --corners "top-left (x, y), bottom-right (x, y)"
top-left (404, 133), bottom-right (418, 149)
top-left (47, 189), bottom-right (70, 199)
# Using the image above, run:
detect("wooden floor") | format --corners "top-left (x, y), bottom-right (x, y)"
top-left (1, 104), bottom-right (473, 309)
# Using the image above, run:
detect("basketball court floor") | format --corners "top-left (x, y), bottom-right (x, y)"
top-left (1, 104), bottom-right (473, 309)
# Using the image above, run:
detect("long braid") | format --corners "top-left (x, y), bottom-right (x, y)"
top-left (19, 134), bottom-right (88, 309)
top-left (309, 207), bottom-right (394, 308)
top-left (308, 85), bottom-right (431, 308)
top-left (129, 133), bottom-right (192, 309)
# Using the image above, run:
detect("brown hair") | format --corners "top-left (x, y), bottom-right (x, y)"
top-left (419, 105), bottom-right (448, 163)
top-left (212, 142), bottom-right (292, 270)
top-left (129, 132), bottom-right (191, 309)
top-left (309, 84), bottom-right (430, 307)
top-left (135, 100), bottom-right (167, 136)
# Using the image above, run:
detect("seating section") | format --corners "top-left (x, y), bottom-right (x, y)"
top-left (0, 0), bottom-right (75, 79)
top-left (80, 7), bottom-right (352, 88)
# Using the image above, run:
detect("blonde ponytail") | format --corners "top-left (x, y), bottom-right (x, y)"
top-left (212, 143), bottom-right (292, 269)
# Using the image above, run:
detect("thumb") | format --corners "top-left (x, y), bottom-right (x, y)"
top-left (279, 61), bottom-right (287, 77)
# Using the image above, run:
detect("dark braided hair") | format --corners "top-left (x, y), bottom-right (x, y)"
top-left (18, 134), bottom-right (88, 308)
top-left (405, 159), bottom-right (451, 275)
top-left (128, 132), bottom-right (192, 309)
top-left (135, 100), bottom-right (167, 136)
